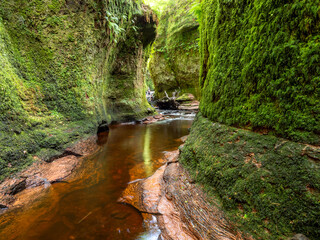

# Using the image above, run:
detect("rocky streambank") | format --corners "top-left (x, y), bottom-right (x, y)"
top-left (119, 142), bottom-right (253, 240)
top-left (0, 109), bottom-right (196, 215)
top-left (0, 135), bottom-right (104, 213)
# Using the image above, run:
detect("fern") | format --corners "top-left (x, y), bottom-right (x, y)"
top-left (190, 1), bottom-right (202, 23)
top-left (103, 0), bottom-right (143, 43)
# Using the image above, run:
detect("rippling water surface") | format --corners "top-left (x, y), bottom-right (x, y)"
top-left (0, 118), bottom-right (193, 240)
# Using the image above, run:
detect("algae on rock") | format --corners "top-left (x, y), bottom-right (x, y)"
top-left (148, 0), bottom-right (200, 99)
top-left (0, 0), bottom-right (157, 181)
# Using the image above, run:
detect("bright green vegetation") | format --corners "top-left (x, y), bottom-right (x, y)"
top-left (144, 0), bottom-right (171, 15)
top-left (181, 114), bottom-right (320, 240)
top-left (0, 0), bottom-right (157, 181)
top-left (180, 1), bottom-right (320, 239)
top-left (176, 93), bottom-right (194, 102)
top-left (148, 0), bottom-right (200, 99)
top-left (199, 0), bottom-right (320, 144)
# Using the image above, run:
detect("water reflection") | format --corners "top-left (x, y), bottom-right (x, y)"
top-left (97, 132), bottom-right (109, 146)
top-left (0, 119), bottom-right (193, 240)
top-left (143, 127), bottom-right (152, 176)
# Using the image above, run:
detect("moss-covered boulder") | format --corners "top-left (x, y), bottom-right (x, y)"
top-left (0, 0), bottom-right (156, 181)
top-left (176, 93), bottom-right (195, 103)
top-left (181, 114), bottom-right (320, 240)
top-left (148, 0), bottom-right (200, 99)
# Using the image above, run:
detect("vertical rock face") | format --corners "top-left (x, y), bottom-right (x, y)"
top-left (180, 1), bottom-right (320, 240)
top-left (0, 0), bottom-right (156, 181)
top-left (148, 0), bottom-right (200, 99)
top-left (199, 0), bottom-right (320, 144)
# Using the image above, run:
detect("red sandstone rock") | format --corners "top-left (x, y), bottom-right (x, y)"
top-left (142, 114), bottom-right (166, 124)
top-left (0, 136), bottom-right (101, 210)
top-left (178, 100), bottom-right (199, 111)
top-left (120, 148), bottom-right (254, 240)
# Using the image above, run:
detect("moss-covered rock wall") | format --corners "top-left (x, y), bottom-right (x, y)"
top-left (0, 0), bottom-right (156, 181)
top-left (199, 0), bottom-right (320, 144)
top-left (180, 1), bottom-right (320, 239)
top-left (181, 114), bottom-right (320, 239)
top-left (148, 0), bottom-right (200, 99)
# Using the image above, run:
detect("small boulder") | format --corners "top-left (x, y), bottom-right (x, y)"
top-left (147, 108), bottom-right (154, 114)
top-left (0, 204), bottom-right (8, 209)
top-left (156, 97), bottom-right (179, 110)
top-left (9, 179), bottom-right (27, 195)
top-left (97, 121), bottom-right (109, 134)
top-left (176, 93), bottom-right (195, 103)
top-left (290, 234), bottom-right (309, 240)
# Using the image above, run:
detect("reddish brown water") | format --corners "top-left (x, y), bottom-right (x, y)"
top-left (0, 119), bottom-right (193, 240)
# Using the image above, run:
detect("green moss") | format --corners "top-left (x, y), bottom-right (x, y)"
top-left (176, 92), bottom-right (194, 102)
top-left (199, 0), bottom-right (320, 144)
top-left (148, 0), bottom-right (200, 99)
top-left (0, 0), bottom-right (156, 181)
top-left (180, 114), bottom-right (320, 239)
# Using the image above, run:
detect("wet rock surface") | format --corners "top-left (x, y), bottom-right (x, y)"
top-left (290, 234), bottom-right (309, 240)
top-left (0, 136), bottom-right (100, 211)
top-left (156, 97), bottom-right (180, 110)
top-left (41, 135), bottom-right (99, 163)
top-left (142, 114), bottom-right (167, 124)
top-left (97, 121), bottom-right (110, 134)
top-left (119, 147), bottom-right (253, 240)
top-left (155, 95), bottom-right (199, 112)
top-left (178, 100), bottom-right (199, 111)
top-left (0, 204), bottom-right (8, 215)
top-left (8, 179), bottom-right (27, 195)
top-left (141, 98), bottom-right (199, 125)
top-left (0, 204), bottom-right (8, 209)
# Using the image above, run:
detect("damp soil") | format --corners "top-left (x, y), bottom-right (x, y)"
top-left (0, 118), bottom-right (193, 240)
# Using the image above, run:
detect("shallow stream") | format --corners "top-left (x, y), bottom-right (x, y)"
top-left (0, 116), bottom-right (193, 240)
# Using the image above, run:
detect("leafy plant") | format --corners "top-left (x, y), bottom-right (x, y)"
top-left (190, 1), bottom-right (201, 23)
top-left (103, 0), bottom-right (142, 43)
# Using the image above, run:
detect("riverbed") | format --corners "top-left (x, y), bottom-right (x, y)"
top-left (0, 117), bottom-right (193, 240)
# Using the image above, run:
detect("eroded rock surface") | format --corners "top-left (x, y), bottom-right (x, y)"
top-left (119, 148), bottom-right (253, 240)
top-left (142, 114), bottom-right (167, 124)
top-left (179, 100), bottom-right (199, 111)
top-left (0, 136), bottom-right (100, 210)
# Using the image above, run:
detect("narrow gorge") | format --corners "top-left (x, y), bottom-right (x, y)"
top-left (0, 0), bottom-right (319, 240)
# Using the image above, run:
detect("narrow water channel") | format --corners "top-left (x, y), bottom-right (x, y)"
top-left (0, 118), bottom-right (193, 240)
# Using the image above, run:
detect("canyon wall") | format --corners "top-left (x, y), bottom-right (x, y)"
top-left (181, 1), bottom-right (320, 239)
top-left (0, 0), bottom-right (156, 181)
top-left (148, 0), bottom-right (200, 99)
